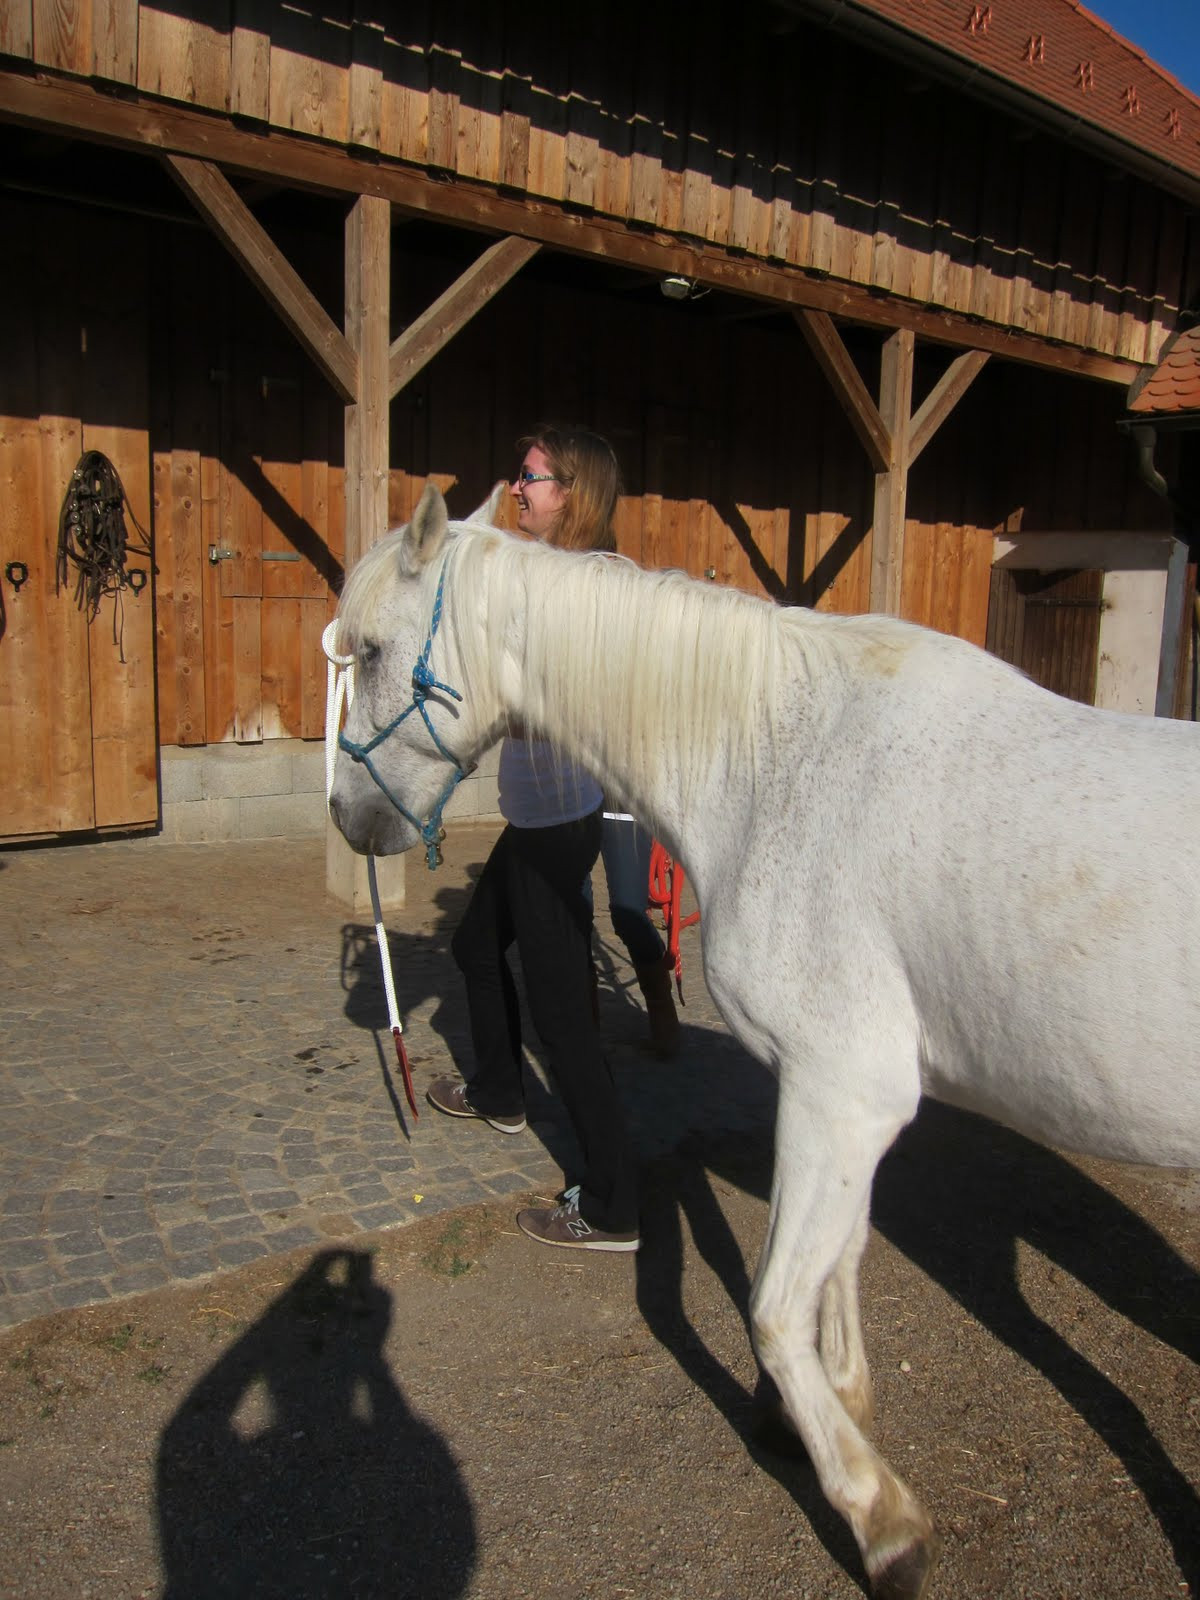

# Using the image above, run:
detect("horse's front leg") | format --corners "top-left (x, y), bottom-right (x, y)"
top-left (751, 1053), bottom-right (937, 1600)
top-left (819, 1194), bottom-right (873, 1431)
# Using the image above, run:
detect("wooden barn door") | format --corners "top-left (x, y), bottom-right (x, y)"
top-left (986, 566), bottom-right (1103, 704)
top-left (0, 200), bottom-right (157, 840)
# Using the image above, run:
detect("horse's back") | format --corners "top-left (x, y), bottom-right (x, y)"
top-left (768, 620), bottom-right (1200, 1168)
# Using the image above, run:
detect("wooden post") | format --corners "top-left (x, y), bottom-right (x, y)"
top-left (870, 329), bottom-right (915, 618)
top-left (344, 194), bottom-right (391, 570)
top-left (328, 194), bottom-right (405, 909)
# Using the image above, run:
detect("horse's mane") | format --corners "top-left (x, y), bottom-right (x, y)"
top-left (443, 524), bottom-right (799, 815)
top-left (337, 515), bottom-right (959, 820)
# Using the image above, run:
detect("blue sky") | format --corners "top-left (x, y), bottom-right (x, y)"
top-left (1085, 1), bottom-right (1199, 95)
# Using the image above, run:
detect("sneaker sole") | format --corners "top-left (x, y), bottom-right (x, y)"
top-left (516, 1213), bottom-right (640, 1252)
top-left (426, 1088), bottom-right (526, 1135)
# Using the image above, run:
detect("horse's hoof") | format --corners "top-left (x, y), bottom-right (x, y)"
top-left (870, 1533), bottom-right (941, 1600)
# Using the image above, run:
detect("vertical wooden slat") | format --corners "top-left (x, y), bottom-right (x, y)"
top-left (33, 0), bottom-right (89, 74)
top-left (629, 39), bottom-right (664, 229)
top-left (680, 14), bottom-right (717, 243)
top-left (232, 594), bottom-right (262, 741)
top-left (380, 4), bottom-right (429, 164)
top-left (151, 437), bottom-right (177, 743)
top-left (871, 328), bottom-right (913, 617)
top-left (268, 7), bottom-right (349, 142)
top-left (231, 0), bottom-right (271, 122)
top-left (348, 9), bottom-right (384, 150)
top-left (261, 595), bottom-right (299, 737)
top-left (37, 209), bottom-right (96, 829)
top-left (82, 214), bottom-right (157, 828)
top-left (0, 0), bottom-right (33, 56)
top-left (426, 36), bottom-right (460, 171)
top-left (92, 0), bottom-right (137, 83)
top-left (498, 56), bottom-right (531, 191)
top-left (137, 7), bottom-right (229, 110)
top-left (1087, 174), bottom-right (1129, 356)
top-left (591, 41), bottom-right (631, 222)
top-left (169, 446), bottom-right (206, 744)
top-left (260, 368), bottom-right (304, 737)
top-left (0, 205), bottom-right (91, 836)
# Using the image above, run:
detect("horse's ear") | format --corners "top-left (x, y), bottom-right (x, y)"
top-left (401, 481), bottom-right (449, 574)
top-left (465, 480), bottom-right (506, 526)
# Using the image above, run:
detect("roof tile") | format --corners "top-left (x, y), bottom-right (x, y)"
top-left (1128, 324), bottom-right (1200, 416)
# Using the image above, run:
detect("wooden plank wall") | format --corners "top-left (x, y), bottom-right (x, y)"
top-left (6, 0), bottom-right (1192, 366)
top-left (152, 227), bottom-right (342, 747)
top-left (5, 201), bottom-right (1175, 801)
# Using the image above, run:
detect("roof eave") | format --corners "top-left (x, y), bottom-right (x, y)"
top-left (775, 0), bottom-right (1200, 209)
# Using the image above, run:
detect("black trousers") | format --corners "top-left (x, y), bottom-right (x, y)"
top-left (450, 812), bottom-right (637, 1233)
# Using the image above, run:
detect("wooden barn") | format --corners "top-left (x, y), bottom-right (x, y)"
top-left (1, 0), bottom-right (1197, 897)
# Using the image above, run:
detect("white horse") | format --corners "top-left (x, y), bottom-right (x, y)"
top-left (328, 482), bottom-right (1200, 1599)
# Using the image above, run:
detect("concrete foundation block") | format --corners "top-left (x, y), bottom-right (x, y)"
top-left (238, 792), bottom-right (326, 839)
top-left (160, 798), bottom-right (241, 843)
top-left (203, 745), bottom-right (295, 800)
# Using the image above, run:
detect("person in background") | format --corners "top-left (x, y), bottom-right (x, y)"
top-left (426, 424), bottom-right (644, 1253)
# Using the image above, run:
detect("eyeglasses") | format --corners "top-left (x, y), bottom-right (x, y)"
top-left (515, 467), bottom-right (558, 486)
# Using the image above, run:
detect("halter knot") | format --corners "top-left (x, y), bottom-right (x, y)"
top-left (411, 657), bottom-right (462, 704)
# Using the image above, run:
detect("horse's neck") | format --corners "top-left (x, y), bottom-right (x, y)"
top-left (496, 547), bottom-right (752, 863)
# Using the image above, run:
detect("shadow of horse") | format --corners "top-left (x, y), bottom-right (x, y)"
top-left (156, 1248), bottom-right (475, 1599)
top-left (634, 1101), bottom-right (1200, 1594)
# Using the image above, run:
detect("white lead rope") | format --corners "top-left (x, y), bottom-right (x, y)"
top-left (322, 622), bottom-right (418, 1118)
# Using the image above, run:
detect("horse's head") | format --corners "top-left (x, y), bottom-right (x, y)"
top-left (327, 481), bottom-right (505, 862)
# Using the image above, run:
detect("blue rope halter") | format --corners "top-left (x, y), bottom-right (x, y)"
top-left (337, 562), bottom-right (466, 869)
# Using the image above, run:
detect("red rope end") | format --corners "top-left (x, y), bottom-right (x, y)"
top-left (393, 1027), bottom-right (418, 1118)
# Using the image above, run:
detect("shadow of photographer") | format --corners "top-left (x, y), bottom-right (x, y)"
top-left (156, 1248), bottom-right (475, 1599)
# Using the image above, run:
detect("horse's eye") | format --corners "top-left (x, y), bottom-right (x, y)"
top-left (358, 641), bottom-right (380, 668)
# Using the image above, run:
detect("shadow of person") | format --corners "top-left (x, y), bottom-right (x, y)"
top-left (156, 1249), bottom-right (475, 1600)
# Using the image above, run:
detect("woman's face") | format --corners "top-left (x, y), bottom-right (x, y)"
top-left (511, 444), bottom-right (568, 541)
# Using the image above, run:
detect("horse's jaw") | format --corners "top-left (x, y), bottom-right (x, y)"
top-left (328, 783), bottom-right (419, 858)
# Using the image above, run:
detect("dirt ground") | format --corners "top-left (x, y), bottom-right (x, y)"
top-left (1, 1113), bottom-right (1197, 1600)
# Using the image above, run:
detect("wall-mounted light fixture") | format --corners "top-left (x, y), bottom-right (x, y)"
top-left (660, 274), bottom-right (694, 300)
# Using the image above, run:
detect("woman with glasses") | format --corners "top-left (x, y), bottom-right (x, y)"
top-left (427, 423), bottom-right (657, 1253)
top-left (511, 431), bottom-right (680, 1056)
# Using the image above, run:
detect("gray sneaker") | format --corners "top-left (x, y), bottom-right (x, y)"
top-left (426, 1075), bottom-right (526, 1135)
top-left (516, 1185), bottom-right (640, 1253)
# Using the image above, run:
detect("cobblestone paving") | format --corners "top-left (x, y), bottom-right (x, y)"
top-left (0, 824), bottom-right (776, 1330)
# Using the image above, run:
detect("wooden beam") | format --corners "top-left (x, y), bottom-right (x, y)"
top-left (389, 236), bottom-right (540, 399)
top-left (328, 192), bottom-right (404, 909)
top-left (163, 154), bottom-right (358, 404)
top-left (908, 350), bottom-right (990, 466)
top-left (0, 70), bottom-right (1143, 387)
top-left (795, 310), bottom-right (891, 472)
top-left (870, 329), bottom-right (915, 617)
top-left (344, 195), bottom-right (391, 571)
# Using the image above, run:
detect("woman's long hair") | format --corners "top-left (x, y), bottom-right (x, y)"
top-left (519, 424), bottom-right (620, 553)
